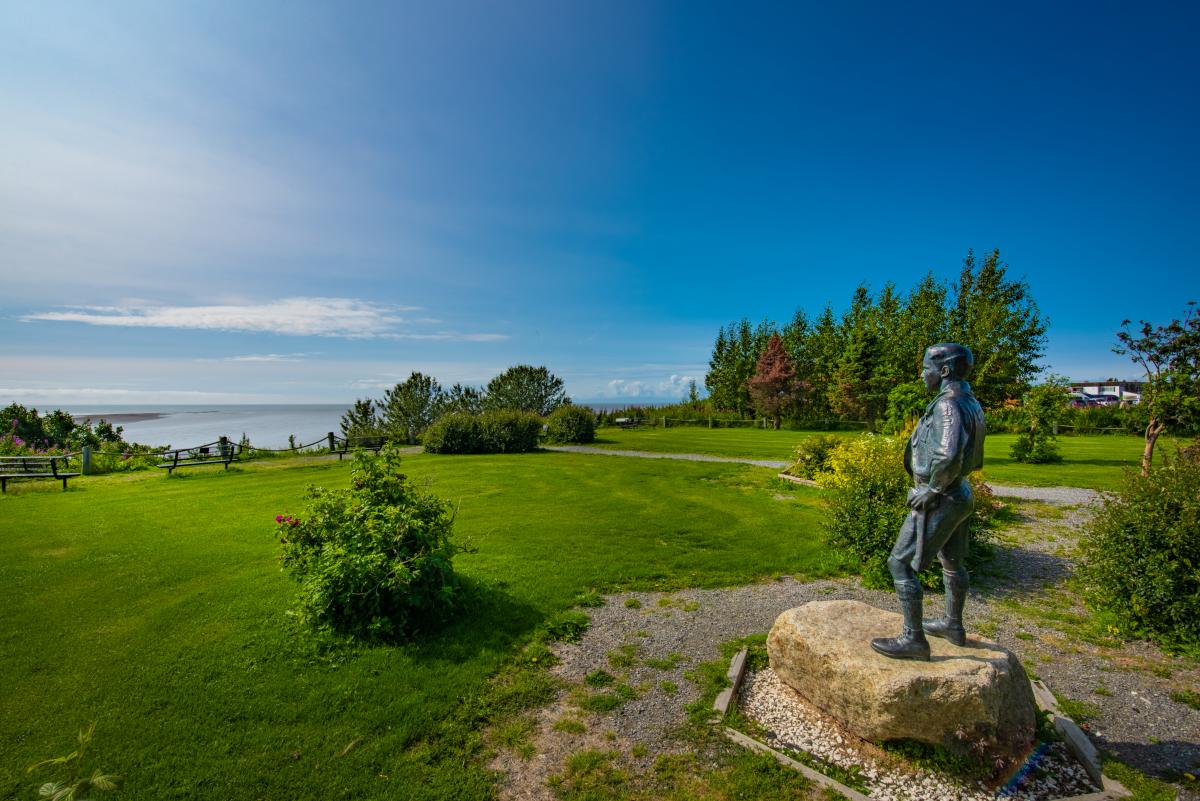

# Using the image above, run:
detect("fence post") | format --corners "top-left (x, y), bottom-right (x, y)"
top-left (327, 432), bottom-right (336, 451)
top-left (81, 446), bottom-right (92, 475)
top-left (219, 435), bottom-right (230, 458)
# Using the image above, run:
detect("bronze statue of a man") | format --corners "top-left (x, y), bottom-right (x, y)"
top-left (871, 343), bottom-right (986, 661)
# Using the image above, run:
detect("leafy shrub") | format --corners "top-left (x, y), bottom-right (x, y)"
top-left (479, 410), bottom-right (542, 452)
top-left (882, 381), bottom-right (929, 434)
top-left (422, 413), bottom-right (482, 454)
top-left (820, 434), bottom-right (997, 589)
top-left (545, 405), bottom-right (596, 444)
top-left (1010, 380), bottom-right (1069, 463)
top-left (1009, 433), bottom-right (1062, 464)
top-left (785, 434), bottom-right (845, 479)
top-left (422, 410), bottom-right (542, 454)
top-left (87, 443), bottom-right (163, 473)
top-left (1078, 446), bottom-right (1200, 650)
top-left (0, 403), bottom-right (166, 472)
top-left (819, 435), bottom-right (911, 587)
top-left (274, 448), bottom-right (463, 639)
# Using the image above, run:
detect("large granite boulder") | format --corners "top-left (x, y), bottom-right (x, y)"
top-left (767, 600), bottom-right (1036, 754)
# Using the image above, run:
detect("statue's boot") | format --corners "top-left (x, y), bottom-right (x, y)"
top-left (870, 580), bottom-right (930, 661)
top-left (924, 570), bottom-right (967, 647)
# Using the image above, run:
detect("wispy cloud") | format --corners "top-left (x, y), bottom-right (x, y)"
top-left (227, 353), bottom-right (315, 363)
top-left (0, 387), bottom-right (273, 404)
top-left (22, 298), bottom-right (507, 341)
top-left (386, 332), bottom-right (508, 342)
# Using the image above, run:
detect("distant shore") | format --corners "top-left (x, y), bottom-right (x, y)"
top-left (71, 412), bottom-right (166, 424)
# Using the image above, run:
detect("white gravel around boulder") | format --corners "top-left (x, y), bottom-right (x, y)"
top-left (740, 667), bottom-right (1098, 801)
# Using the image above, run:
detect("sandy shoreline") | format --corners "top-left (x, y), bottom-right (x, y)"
top-left (70, 412), bottom-right (166, 424)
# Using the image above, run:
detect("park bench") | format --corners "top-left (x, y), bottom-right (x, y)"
top-left (332, 435), bottom-right (386, 460)
top-left (0, 455), bottom-right (80, 492)
top-left (157, 439), bottom-right (239, 475)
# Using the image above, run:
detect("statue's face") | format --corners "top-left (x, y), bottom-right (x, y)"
top-left (921, 353), bottom-right (943, 392)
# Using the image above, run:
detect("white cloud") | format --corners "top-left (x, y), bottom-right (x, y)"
top-left (606, 379), bottom-right (650, 397)
top-left (22, 298), bottom-right (507, 341)
top-left (604, 374), bottom-right (698, 398)
top-left (656, 374), bottom-right (697, 396)
top-left (384, 332), bottom-right (509, 343)
top-left (227, 353), bottom-right (314, 363)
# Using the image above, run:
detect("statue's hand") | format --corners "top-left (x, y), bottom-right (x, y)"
top-left (908, 486), bottom-right (939, 511)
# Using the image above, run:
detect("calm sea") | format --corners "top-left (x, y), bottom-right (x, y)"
top-left (65, 405), bottom-right (349, 450)
top-left (64, 402), bottom-right (660, 449)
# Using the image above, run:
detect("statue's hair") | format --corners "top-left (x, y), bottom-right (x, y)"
top-left (925, 342), bottom-right (974, 380)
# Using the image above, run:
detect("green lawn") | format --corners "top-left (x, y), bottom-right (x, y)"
top-left (593, 425), bottom-right (832, 461)
top-left (0, 452), bottom-right (834, 801)
top-left (979, 433), bottom-right (1172, 491)
top-left (595, 426), bottom-right (1168, 491)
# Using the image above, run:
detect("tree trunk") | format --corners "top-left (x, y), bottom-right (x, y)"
top-left (773, 415), bottom-right (781, 430)
top-left (1142, 419), bottom-right (1164, 476)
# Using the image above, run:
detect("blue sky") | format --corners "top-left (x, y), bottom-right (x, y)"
top-left (2, 1), bottom-right (1197, 406)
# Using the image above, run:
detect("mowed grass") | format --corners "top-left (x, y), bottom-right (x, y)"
top-left (593, 425), bottom-right (830, 461)
top-left (0, 451), bottom-right (833, 801)
top-left (595, 425), bottom-right (1169, 490)
top-left (980, 433), bottom-right (1176, 491)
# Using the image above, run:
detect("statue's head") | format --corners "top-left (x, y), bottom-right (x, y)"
top-left (922, 342), bottom-right (973, 391)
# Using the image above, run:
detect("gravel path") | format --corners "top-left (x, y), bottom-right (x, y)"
top-left (490, 481), bottom-right (1199, 800)
top-left (541, 444), bottom-right (789, 469)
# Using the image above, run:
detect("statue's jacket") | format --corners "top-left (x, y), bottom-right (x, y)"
top-left (904, 379), bottom-right (985, 497)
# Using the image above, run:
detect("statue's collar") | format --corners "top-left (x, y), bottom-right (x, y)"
top-left (938, 379), bottom-right (971, 397)
top-left (925, 380), bottom-right (972, 413)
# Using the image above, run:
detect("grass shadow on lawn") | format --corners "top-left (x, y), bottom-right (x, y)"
top-left (399, 576), bottom-right (546, 664)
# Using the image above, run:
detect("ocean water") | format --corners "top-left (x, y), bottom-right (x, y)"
top-left (65, 405), bottom-right (349, 450)
top-left (63, 402), bottom-right (664, 450)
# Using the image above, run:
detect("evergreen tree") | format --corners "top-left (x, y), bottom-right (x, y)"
top-left (948, 249), bottom-right (1048, 409)
top-left (382, 372), bottom-right (446, 444)
top-left (828, 286), bottom-right (889, 431)
top-left (705, 325), bottom-right (736, 411)
top-left (896, 273), bottom-right (950, 379)
top-left (339, 398), bottom-right (380, 441)
top-left (443, 383), bottom-right (485, 415)
top-left (803, 304), bottom-right (842, 422)
top-left (705, 319), bottom-right (773, 416)
top-left (780, 309), bottom-right (815, 418)
top-left (748, 333), bottom-right (800, 429)
top-left (484, 365), bottom-right (568, 416)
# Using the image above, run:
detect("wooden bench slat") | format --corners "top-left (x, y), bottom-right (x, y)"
top-left (0, 456), bottom-right (78, 492)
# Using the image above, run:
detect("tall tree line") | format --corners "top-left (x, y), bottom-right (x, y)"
top-left (705, 250), bottom-right (1047, 429)
top-left (342, 365), bottom-right (570, 445)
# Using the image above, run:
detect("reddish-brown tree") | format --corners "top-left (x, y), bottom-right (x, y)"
top-left (748, 333), bottom-right (801, 429)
